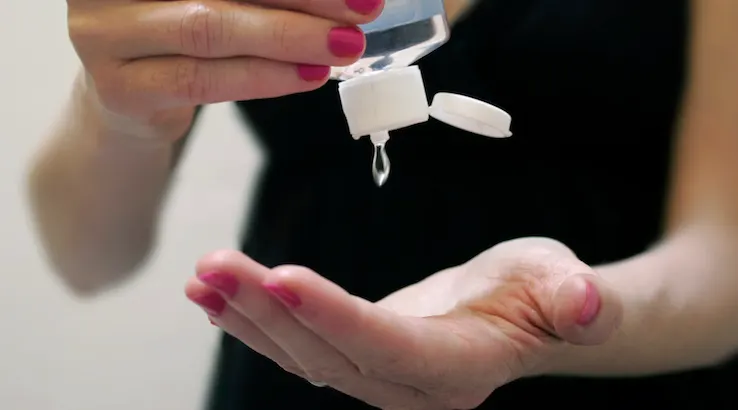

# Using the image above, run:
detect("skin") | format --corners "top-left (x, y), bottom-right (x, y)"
top-left (186, 240), bottom-right (622, 409)
top-left (27, 0), bottom-right (738, 408)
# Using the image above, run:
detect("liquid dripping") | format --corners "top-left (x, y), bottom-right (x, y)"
top-left (372, 142), bottom-right (391, 187)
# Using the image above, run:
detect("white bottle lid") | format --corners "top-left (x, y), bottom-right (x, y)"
top-left (338, 66), bottom-right (512, 140)
top-left (429, 93), bottom-right (512, 138)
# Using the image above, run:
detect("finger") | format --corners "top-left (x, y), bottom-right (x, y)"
top-left (96, 56), bottom-right (328, 115)
top-left (482, 247), bottom-right (623, 346)
top-left (250, 0), bottom-right (385, 22)
top-left (552, 273), bottom-right (624, 345)
top-left (195, 250), bottom-right (429, 409)
top-left (263, 265), bottom-right (463, 388)
top-left (100, 2), bottom-right (366, 65)
top-left (184, 278), bottom-right (305, 377)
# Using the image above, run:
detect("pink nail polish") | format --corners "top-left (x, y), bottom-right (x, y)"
top-left (199, 271), bottom-right (239, 298)
top-left (264, 284), bottom-right (302, 309)
top-left (328, 27), bottom-right (365, 57)
top-left (346, 0), bottom-right (382, 15)
top-left (577, 281), bottom-right (601, 326)
top-left (297, 64), bottom-right (330, 82)
top-left (191, 293), bottom-right (227, 316)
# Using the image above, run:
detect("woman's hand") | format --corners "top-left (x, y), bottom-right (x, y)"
top-left (67, 0), bottom-right (380, 137)
top-left (185, 238), bottom-right (623, 409)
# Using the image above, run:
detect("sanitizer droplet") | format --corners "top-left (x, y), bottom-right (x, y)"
top-left (372, 142), bottom-right (390, 187)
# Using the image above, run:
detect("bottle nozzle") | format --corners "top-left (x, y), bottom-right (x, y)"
top-left (370, 131), bottom-right (390, 145)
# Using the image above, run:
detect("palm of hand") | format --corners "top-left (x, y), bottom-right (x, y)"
top-left (186, 238), bottom-right (621, 409)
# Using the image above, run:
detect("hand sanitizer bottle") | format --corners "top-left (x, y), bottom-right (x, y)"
top-left (332, 0), bottom-right (513, 187)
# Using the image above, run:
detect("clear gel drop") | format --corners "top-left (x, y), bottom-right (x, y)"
top-left (370, 131), bottom-right (391, 187)
top-left (372, 142), bottom-right (390, 187)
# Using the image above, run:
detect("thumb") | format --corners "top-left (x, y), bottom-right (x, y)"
top-left (550, 272), bottom-right (623, 346)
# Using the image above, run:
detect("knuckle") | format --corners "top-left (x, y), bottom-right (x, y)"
top-left (355, 362), bottom-right (383, 379)
top-left (178, 3), bottom-right (234, 56)
top-left (507, 246), bottom-right (581, 281)
top-left (512, 237), bottom-right (574, 259)
top-left (234, 58), bottom-right (267, 99)
top-left (233, 59), bottom-right (299, 101)
top-left (492, 243), bottom-right (565, 280)
top-left (507, 254), bottom-right (551, 278)
top-left (173, 59), bottom-right (213, 103)
top-left (270, 17), bottom-right (293, 53)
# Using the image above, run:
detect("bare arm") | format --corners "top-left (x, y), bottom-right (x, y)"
top-left (31, 0), bottom-right (468, 296)
top-left (27, 72), bottom-right (198, 295)
top-left (550, 0), bottom-right (738, 375)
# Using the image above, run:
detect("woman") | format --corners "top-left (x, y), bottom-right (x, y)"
top-left (28, 0), bottom-right (738, 409)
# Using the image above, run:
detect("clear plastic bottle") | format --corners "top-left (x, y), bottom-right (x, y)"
top-left (330, 0), bottom-right (449, 81)
top-left (332, 1), bottom-right (513, 187)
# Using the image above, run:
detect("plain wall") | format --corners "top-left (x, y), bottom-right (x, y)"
top-left (1, 2), bottom-right (263, 409)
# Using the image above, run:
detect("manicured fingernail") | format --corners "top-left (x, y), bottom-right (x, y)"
top-left (264, 284), bottom-right (302, 309)
top-left (346, 0), bottom-right (382, 15)
top-left (328, 27), bottom-right (365, 57)
top-left (297, 64), bottom-right (330, 82)
top-left (199, 271), bottom-right (239, 298)
top-left (577, 280), bottom-right (601, 326)
top-left (191, 293), bottom-right (226, 316)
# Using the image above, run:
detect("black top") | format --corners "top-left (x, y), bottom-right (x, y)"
top-left (207, 1), bottom-right (738, 408)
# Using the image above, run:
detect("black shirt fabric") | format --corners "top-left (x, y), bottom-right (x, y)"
top-left (206, 1), bottom-right (738, 408)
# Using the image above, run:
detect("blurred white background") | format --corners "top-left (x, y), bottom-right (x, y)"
top-left (1, 2), bottom-right (263, 409)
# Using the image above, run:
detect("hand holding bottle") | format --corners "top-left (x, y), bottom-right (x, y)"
top-left (67, 0), bottom-right (383, 137)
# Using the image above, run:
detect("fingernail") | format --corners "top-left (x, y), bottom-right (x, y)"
top-left (577, 280), bottom-right (601, 326)
top-left (209, 318), bottom-right (218, 326)
top-left (346, 0), bottom-right (382, 15)
top-left (328, 27), bottom-right (365, 57)
top-left (297, 64), bottom-right (330, 82)
top-left (191, 293), bottom-right (227, 316)
top-left (264, 284), bottom-right (302, 309)
top-left (199, 271), bottom-right (239, 298)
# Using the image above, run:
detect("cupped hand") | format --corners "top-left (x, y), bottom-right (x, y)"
top-left (67, 0), bottom-right (381, 136)
top-left (185, 238), bottom-right (623, 409)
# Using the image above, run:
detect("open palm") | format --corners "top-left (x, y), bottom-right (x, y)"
top-left (186, 238), bottom-right (622, 409)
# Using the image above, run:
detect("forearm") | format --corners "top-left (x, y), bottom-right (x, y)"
top-left (549, 0), bottom-right (738, 378)
top-left (551, 225), bottom-right (738, 376)
top-left (27, 71), bottom-right (195, 294)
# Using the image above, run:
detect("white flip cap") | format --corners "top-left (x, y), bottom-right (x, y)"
top-left (338, 66), bottom-right (430, 140)
top-left (338, 65), bottom-right (512, 140)
top-left (429, 92), bottom-right (512, 138)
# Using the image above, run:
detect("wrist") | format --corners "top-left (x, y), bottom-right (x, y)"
top-left (549, 241), bottom-right (679, 377)
top-left (76, 69), bottom-right (196, 146)
top-left (540, 228), bottom-right (738, 377)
